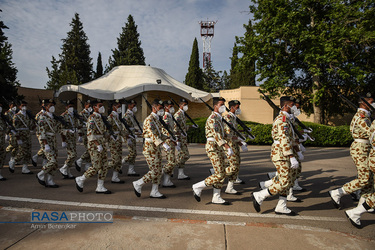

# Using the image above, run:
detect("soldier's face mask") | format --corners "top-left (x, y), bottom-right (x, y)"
top-left (21, 106), bottom-right (27, 111)
top-left (117, 107), bottom-right (122, 114)
top-left (169, 107), bottom-right (175, 114)
top-left (87, 107), bottom-right (93, 113)
top-left (290, 105), bottom-right (301, 117)
top-left (11, 106), bottom-right (17, 112)
top-left (132, 106), bottom-right (137, 113)
top-left (68, 107), bottom-right (74, 113)
top-left (157, 108), bottom-right (165, 116)
top-left (49, 106), bottom-right (55, 113)
top-left (183, 105), bottom-right (188, 112)
top-left (235, 108), bottom-right (241, 115)
top-left (218, 105), bottom-right (226, 114)
top-left (98, 106), bottom-right (105, 114)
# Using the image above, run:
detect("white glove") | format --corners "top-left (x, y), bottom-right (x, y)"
top-left (299, 134), bottom-right (308, 143)
top-left (5, 135), bottom-right (9, 142)
top-left (17, 140), bottom-right (23, 145)
top-left (62, 142), bottom-right (67, 148)
top-left (45, 144), bottom-right (51, 152)
top-left (303, 128), bottom-right (313, 133)
top-left (290, 156), bottom-right (299, 169)
top-left (134, 134), bottom-right (138, 139)
top-left (241, 144), bottom-right (248, 152)
top-left (69, 129), bottom-right (75, 134)
top-left (297, 151), bottom-right (304, 161)
top-left (163, 143), bottom-right (171, 151)
top-left (97, 145), bottom-right (103, 152)
top-left (78, 136), bottom-right (83, 143)
top-left (176, 145), bottom-right (181, 151)
top-left (127, 138), bottom-right (133, 145)
top-left (299, 144), bottom-right (306, 152)
top-left (11, 130), bottom-right (16, 135)
top-left (192, 124), bottom-right (198, 129)
top-left (227, 147), bottom-right (234, 156)
top-left (177, 141), bottom-right (181, 148)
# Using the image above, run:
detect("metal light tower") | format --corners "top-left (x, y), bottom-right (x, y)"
top-left (199, 20), bottom-right (217, 69)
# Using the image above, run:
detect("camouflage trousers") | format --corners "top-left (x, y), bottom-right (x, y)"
top-left (6, 134), bottom-right (17, 158)
top-left (109, 137), bottom-right (122, 172)
top-left (343, 141), bottom-right (372, 195)
top-left (36, 134), bottom-right (46, 158)
top-left (204, 141), bottom-right (226, 189)
top-left (225, 142), bottom-right (240, 182)
top-left (64, 134), bottom-right (77, 168)
top-left (0, 132), bottom-right (5, 168)
top-left (14, 132), bottom-right (31, 165)
top-left (176, 138), bottom-right (189, 169)
top-left (123, 138), bottom-right (137, 165)
top-left (84, 141), bottom-right (109, 180)
top-left (42, 137), bottom-right (58, 175)
top-left (79, 134), bottom-right (91, 162)
top-left (268, 160), bottom-right (293, 196)
top-left (142, 141), bottom-right (162, 184)
top-left (162, 139), bottom-right (176, 176)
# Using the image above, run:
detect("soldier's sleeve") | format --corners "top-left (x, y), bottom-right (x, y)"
top-left (210, 117), bottom-right (227, 147)
top-left (87, 116), bottom-right (96, 142)
top-left (38, 116), bottom-right (47, 140)
top-left (277, 119), bottom-right (294, 157)
top-left (148, 118), bottom-right (163, 146)
top-left (358, 116), bottom-right (371, 137)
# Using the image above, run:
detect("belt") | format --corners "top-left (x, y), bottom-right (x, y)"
top-left (354, 139), bottom-right (370, 144)
top-left (273, 140), bottom-right (280, 145)
top-left (144, 138), bottom-right (153, 142)
top-left (46, 132), bottom-right (54, 136)
top-left (206, 137), bottom-right (216, 142)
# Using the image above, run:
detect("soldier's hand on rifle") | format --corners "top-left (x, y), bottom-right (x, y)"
top-left (162, 142), bottom-right (171, 151)
top-left (241, 141), bottom-right (248, 152)
top-left (297, 151), bottom-right (304, 161)
top-left (290, 156), bottom-right (299, 169)
top-left (227, 147), bottom-right (234, 156)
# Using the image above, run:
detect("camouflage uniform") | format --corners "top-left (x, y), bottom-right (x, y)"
top-left (223, 112), bottom-right (241, 182)
top-left (141, 113), bottom-right (167, 184)
top-left (123, 109), bottom-right (138, 165)
top-left (204, 111), bottom-right (228, 189)
top-left (13, 111), bottom-right (34, 165)
top-left (364, 119), bottom-right (375, 207)
top-left (343, 109), bottom-right (372, 195)
top-left (107, 111), bottom-right (127, 173)
top-left (78, 108), bottom-right (91, 163)
top-left (162, 112), bottom-right (176, 176)
top-left (84, 112), bottom-right (109, 180)
top-left (35, 109), bottom-right (46, 159)
top-left (38, 113), bottom-right (62, 174)
top-left (268, 111), bottom-right (296, 196)
top-left (60, 110), bottom-right (80, 168)
top-left (174, 109), bottom-right (190, 169)
top-left (5, 109), bottom-right (17, 159)
top-left (0, 117), bottom-right (6, 173)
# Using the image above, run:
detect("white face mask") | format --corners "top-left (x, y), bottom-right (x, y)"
top-left (218, 105), bottom-right (226, 114)
top-left (371, 103), bottom-right (375, 109)
top-left (98, 106), bottom-right (105, 114)
top-left (49, 106), bottom-right (55, 113)
top-left (235, 108), bottom-right (241, 115)
top-left (116, 107), bottom-right (122, 114)
top-left (290, 105), bottom-right (301, 117)
top-left (68, 107), bottom-right (74, 113)
top-left (183, 105), bottom-right (188, 112)
top-left (11, 107), bottom-right (17, 112)
top-left (132, 106), bottom-right (137, 113)
top-left (157, 109), bottom-right (165, 116)
top-left (169, 107), bottom-right (175, 114)
top-left (21, 106), bottom-right (27, 111)
top-left (87, 107), bottom-right (93, 113)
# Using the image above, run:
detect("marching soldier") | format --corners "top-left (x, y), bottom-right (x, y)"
top-left (32, 100), bottom-right (47, 167)
top-left (252, 96), bottom-right (299, 215)
top-left (75, 99), bottom-right (111, 194)
top-left (36, 99), bottom-right (65, 187)
top-left (75, 100), bottom-right (92, 172)
top-left (174, 99), bottom-right (190, 180)
top-left (59, 101), bottom-right (80, 179)
top-left (0, 103), bottom-right (7, 180)
top-left (132, 99), bottom-right (170, 199)
top-left (329, 93), bottom-right (374, 209)
top-left (192, 97), bottom-right (233, 205)
top-left (161, 100), bottom-right (178, 188)
top-left (223, 100), bottom-right (248, 195)
top-left (9, 101), bottom-right (34, 174)
top-left (108, 100), bottom-right (126, 184)
top-left (5, 101), bottom-right (18, 165)
top-left (122, 99), bottom-right (140, 176)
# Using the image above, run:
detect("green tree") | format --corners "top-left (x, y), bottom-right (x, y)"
top-left (95, 52), bottom-right (103, 78)
top-left (107, 15), bottom-right (145, 72)
top-left (46, 13), bottom-right (93, 90)
top-left (203, 58), bottom-right (222, 92)
top-left (0, 9), bottom-right (20, 103)
top-left (247, 0), bottom-right (375, 124)
top-left (185, 38), bottom-right (204, 90)
top-left (230, 20), bottom-right (256, 89)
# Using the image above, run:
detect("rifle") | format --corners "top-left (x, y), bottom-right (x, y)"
top-left (352, 89), bottom-right (375, 113)
top-left (142, 95), bottom-right (177, 141)
top-left (119, 115), bottom-right (136, 138)
top-left (224, 106), bottom-right (255, 140)
top-left (124, 101), bottom-right (143, 133)
top-left (333, 89), bottom-right (358, 112)
top-left (157, 96), bottom-right (187, 137)
top-left (169, 96), bottom-right (199, 128)
top-left (199, 97), bottom-right (246, 141)
top-left (1, 96), bottom-right (17, 132)
top-left (258, 89), bottom-right (310, 141)
top-left (100, 114), bottom-right (117, 140)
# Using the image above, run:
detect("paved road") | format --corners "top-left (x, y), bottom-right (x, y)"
top-left (0, 136), bottom-right (374, 249)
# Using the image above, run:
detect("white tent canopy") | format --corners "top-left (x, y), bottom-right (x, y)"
top-left (56, 65), bottom-right (212, 102)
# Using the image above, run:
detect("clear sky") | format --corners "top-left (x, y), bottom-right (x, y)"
top-left (1, 0), bottom-right (252, 89)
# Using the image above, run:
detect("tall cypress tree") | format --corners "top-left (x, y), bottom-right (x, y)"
top-left (0, 9), bottom-right (20, 103)
top-left (95, 52), bottom-right (103, 78)
top-left (107, 15), bottom-right (145, 72)
top-left (46, 13), bottom-right (93, 90)
top-left (184, 38), bottom-right (204, 90)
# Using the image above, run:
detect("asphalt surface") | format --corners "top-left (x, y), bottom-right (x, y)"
top-left (0, 135), bottom-right (374, 249)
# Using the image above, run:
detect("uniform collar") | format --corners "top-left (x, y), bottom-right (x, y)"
top-left (358, 108), bottom-right (371, 117)
top-left (111, 110), bottom-right (119, 116)
top-left (151, 112), bottom-right (159, 119)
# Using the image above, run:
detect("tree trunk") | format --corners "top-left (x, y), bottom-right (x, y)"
top-left (312, 75), bottom-right (323, 124)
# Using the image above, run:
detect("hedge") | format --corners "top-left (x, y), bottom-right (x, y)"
top-left (187, 118), bottom-right (352, 147)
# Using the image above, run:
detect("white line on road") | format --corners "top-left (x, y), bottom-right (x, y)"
top-left (0, 195), bottom-right (346, 222)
